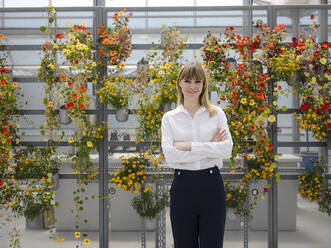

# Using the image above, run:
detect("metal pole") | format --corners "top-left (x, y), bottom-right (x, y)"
top-left (95, 7), bottom-right (109, 248)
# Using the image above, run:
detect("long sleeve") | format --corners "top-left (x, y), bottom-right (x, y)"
top-left (191, 108), bottom-right (233, 159)
top-left (161, 114), bottom-right (204, 164)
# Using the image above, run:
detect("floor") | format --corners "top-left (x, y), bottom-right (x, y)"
top-left (1, 194), bottom-right (331, 248)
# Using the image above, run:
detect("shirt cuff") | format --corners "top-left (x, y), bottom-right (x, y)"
top-left (191, 141), bottom-right (204, 153)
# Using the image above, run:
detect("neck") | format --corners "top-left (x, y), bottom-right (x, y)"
top-left (183, 98), bottom-right (201, 110)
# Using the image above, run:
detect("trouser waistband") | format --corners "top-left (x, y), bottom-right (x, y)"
top-left (174, 165), bottom-right (220, 177)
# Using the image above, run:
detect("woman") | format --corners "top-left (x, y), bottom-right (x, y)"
top-left (161, 62), bottom-right (233, 248)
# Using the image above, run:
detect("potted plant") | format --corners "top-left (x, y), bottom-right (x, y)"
top-left (97, 75), bottom-right (134, 122)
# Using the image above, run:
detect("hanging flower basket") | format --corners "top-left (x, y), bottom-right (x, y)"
top-left (115, 106), bottom-right (128, 122)
top-left (131, 190), bottom-right (169, 219)
top-left (59, 104), bottom-right (71, 125)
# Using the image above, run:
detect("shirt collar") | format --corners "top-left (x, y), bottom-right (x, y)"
top-left (174, 104), bottom-right (206, 117)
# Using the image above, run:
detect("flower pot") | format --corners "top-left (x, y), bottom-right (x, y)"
top-left (225, 58), bottom-right (237, 70)
top-left (26, 212), bottom-right (43, 230)
top-left (88, 95), bottom-right (97, 125)
top-left (52, 172), bottom-right (60, 191)
top-left (123, 132), bottom-right (130, 151)
top-left (115, 106), bottom-right (128, 122)
top-left (228, 208), bottom-right (237, 221)
top-left (163, 103), bottom-right (172, 113)
top-left (59, 104), bottom-right (72, 125)
top-left (43, 208), bottom-right (55, 229)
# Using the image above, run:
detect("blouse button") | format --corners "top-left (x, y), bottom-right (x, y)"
top-left (209, 169), bottom-right (213, 174)
top-left (178, 171), bottom-right (181, 175)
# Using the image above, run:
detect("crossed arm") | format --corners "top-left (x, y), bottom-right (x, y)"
top-left (161, 110), bottom-right (233, 164)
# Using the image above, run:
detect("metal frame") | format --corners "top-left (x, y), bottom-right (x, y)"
top-left (0, 5), bottom-right (330, 248)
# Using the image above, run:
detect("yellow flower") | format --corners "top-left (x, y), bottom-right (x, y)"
top-left (48, 101), bottom-right (53, 107)
top-left (87, 141), bottom-right (93, 147)
top-left (320, 58), bottom-right (326, 65)
top-left (12, 82), bottom-right (18, 88)
top-left (268, 115), bottom-right (276, 123)
top-left (83, 238), bottom-right (90, 244)
top-left (82, 21), bottom-right (86, 26)
top-left (66, 21), bottom-right (72, 26)
top-left (91, 62), bottom-right (97, 67)
top-left (53, 43), bottom-right (59, 49)
top-left (240, 98), bottom-right (247, 104)
top-left (73, 169), bottom-right (78, 174)
top-left (75, 232), bottom-right (80, 238)
top-left (249, 100), bottom-right (255, 106)
top-left (69, 137), bottom-right (74, 143)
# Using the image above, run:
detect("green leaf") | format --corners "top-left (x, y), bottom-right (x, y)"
top-left (48, 17), bottom-right (54, 23)
top-left (281, 106), bottom-right (287, 111)
top-left (40, 26), bottom-right (46, 32)
top-left (271, 163), bottom-right (277, 168)
top-left (266, 184), bottom-right (271, 188)
top-left (275, 172), bottom-right (281, 183)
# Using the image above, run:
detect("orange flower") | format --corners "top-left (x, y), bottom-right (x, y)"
top-left (80, 85), bottom-right (87, 92)
top-left (268, 43), bottom-right (275, 49)
top-left (249, 92), bottom-right (255, 96)
top-left (102, 39), bottom-right (110, 45)
top-left (72, 93), bottom-right (78, 99)
top-left (226, 194), bottom-right (232, 201)
top-left (0, 34), bottom-right (5, 39)
top-left (113, 13), bottom-right (119, 21)
top-left (59, 75), bottom-right (66, 81)
top-left (79, 104), bottom-right (86, 110)
top-left (268, 144), bottom-right (274, 150)
top-left (110, 50), bottom-right (118, 56)
top-left (98, 48), bottom-right (105, 56)
top-left (249, 125), bottom-right (256, 131)
top-left (113, 32), bottom-right (118, 36)
top-left (67, 81), bottom-right (73, 88)
top-left (124, 26), bottom-right (128, 31)
top-left (100, 31), bottom-right (108, 38)
top-left (110, 38), bottom-right (116, 44)
top-left (112, 57), bottom-right (117, 63)
top-left (122, 8), bottom-right (126, 12)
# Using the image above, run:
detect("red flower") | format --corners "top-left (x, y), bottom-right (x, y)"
top-left (65, 102), bottom-right (74, 109)
top-left (250, 125), bottom-right (256, 131)
top-left (268, 144), bottom-right (274, 150)
top-left (268, 43), bottom-right (275, 49)
top-left (5, 132), bottom-right (10, 137)
top-left (0, 178), bottom-right (3, 187)
top-left (2, 128), bottom-right (7, 133)
top-left (6, 138), bottom-right (11, 144)
top-left (56, 33), bottom-right (64, 39)
top-left (310, 14), bottom-right (314, 19)
top-left (264, 188), bottom-right (269, 193)
top-left (59, 74), bottom-right (66, 81)
top-left (278, 86), bottom-right (282, 90)
top-left (321, 41), bottom-right (330, 49)
top-left (67, 81), bottom-right (73, 88)
top-left (260, 105), bottom-right (266, 111)
top-left (72, 93), bottom-right (78, 99)
top-left (232, 92), bottom-right (238, 98)
top-left (80, 86), bottom-right (87, 92)
top-left (79, 104), bottom-right (86, 110)
top-left (313, 50), bottom-right (320, 57)
top-left (328, 122), bottom-right (331, 129)
top-left (0, 79), bottom-right (7, 85)
top-left (260, 139), bottom-right (265, 145)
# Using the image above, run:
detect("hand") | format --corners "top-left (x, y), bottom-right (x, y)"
top-left (173, 141), bottom-right (191, 151)
top-left (211, 128), bottom-right (228, 142)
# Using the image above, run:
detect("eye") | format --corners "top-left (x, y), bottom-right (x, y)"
top-left (195, 80), bottom-right (202, 84)
top-left (184, 80), bottom-right (190, 83)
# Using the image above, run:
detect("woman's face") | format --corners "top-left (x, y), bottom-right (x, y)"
top-left (179, 78), bottom-right (204, 100)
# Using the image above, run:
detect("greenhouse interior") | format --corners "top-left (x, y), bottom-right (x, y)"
top-left (0, 0), bottom-right (330, 248)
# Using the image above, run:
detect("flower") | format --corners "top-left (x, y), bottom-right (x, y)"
top-left (48, 101), bottom-right (53, 107)
top-left (0, 34), bottom-right (5, 39)
top-left (87, 141), bottom-right (93, 147)
top-left (67, 81), bottom-right (73, 88)
top-left (80, 85), bottom-right (87, 92)
top-left (68, 137), bottom-right (74, 143)
top-left (75, 232), bottom-right (80, 238)
top-left (240, 98), bottom-right (247, 104)
top-left (59, 74), bottom-right (66, 81)
top-left (73, 169), bottom-right (78, 174)
top-left (310, 14), bottom-right (315, 19)
top-left (320, 58), bottom-right (326, 65)
top-left (56, 33), bottom-right (64, 39)
top-left (84, 239), bottom-right (90, 245)
top-left (268, 115), bottom-right (276, 123)
top-left (65, 102), bottom-right (74, 109)
top-left (66, 21), bottom-right (72, 26)
top-left (12, 82), bottom-right (18, 88)
top-left (80, 104), bottom-right (86, 110)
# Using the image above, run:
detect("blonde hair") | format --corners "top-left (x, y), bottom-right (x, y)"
top-left (176, 62), bottom-right (218, 117)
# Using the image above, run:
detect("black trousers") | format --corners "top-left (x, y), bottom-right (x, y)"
top-left (170, 165), bottom-right (226, 248)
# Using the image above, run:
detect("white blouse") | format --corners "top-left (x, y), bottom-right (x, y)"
top-left (161, 104), bottom-right (233, 170)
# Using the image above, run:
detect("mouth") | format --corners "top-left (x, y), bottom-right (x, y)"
top-left (187, 91), bottom-right (198, 94)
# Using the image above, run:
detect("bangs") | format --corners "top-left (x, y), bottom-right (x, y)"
top-left (178, 63), bottom-right (205, 81)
